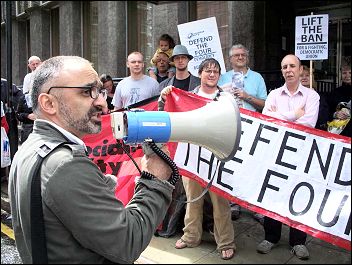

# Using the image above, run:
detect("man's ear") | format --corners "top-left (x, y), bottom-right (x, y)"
top-left (38, 93), bottom-right (57, 115)
top-left (299, 65), bottom-right (303, 76)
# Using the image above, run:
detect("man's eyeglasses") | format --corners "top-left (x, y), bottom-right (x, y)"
top-left (47, 85), bottom-right (108, 100)
top-left (204, 69), bottom-right (220, 75)
top-left (232, 53), bottom-right (247, 59)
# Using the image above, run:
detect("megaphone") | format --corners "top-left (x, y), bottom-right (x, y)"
top-left (110, 92), bottom-right (241, 162)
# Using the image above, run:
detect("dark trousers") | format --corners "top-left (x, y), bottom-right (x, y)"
top-left (264, 216), bottom-right (307, 246)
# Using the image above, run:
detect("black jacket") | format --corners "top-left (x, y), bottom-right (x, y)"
top-left (327, 84), bottom-right (351, 137)
top-left (16, 94), bottom-right (34, 125)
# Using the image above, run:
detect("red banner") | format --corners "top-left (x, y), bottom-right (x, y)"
top-left (82, 89), bottom-right (209, 204)
top-left (83, 88), bottom-right (351, 251)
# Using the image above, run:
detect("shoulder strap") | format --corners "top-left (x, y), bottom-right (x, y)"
top-left (30, 142), bottom-right (118, 264)
top-left (31, 141), bottom-right (73, 264)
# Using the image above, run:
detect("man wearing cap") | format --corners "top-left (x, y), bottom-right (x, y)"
top-left (155, 45), bottom-right (200, 240)
top-left (158, 44), bottom-right (200, 92)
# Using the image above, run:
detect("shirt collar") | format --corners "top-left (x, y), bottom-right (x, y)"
top-left (232, 68), bottom-right (250, 78)
top-left (36, 119), bottom-right (87, 150)
top-left (281, 83), bottom-right (306, 96)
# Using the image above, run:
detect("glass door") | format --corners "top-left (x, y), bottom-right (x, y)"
top-left (314, 18), bottom-right (350, 90)
top-left (336, 18), bottom-right (351, 86)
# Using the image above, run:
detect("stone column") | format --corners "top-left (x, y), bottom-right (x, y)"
top-left (98, 1), bottom-right (127, 77)
top-left (59, 1), bottom-right (82, 56)
top-left (230, 1), bottom-right (257, 68)
top-left (29, 8), bottom-right (50, 61)
top-left (230, 1), bottom-right (280, 71)
top-left (11, 20), bottom-right (27, 85)
top-left (153, 3), bottom-right (179, 49)
top-left (177, 2), bottom-right (189, 26)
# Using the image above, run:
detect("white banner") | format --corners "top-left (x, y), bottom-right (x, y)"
top-left (174, 110), bottom-right (351, 247)
top-left (295, 14), bottom-right (329, 60)
top-left (177, 17), bottom-right (226, 76)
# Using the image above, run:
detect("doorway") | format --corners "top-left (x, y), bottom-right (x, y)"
top-left (314, 18), bottom-right (351, 89)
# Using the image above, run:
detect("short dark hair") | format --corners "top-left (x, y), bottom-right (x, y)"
top-left (159, 34), bottom-right (175, 49)
top-left (100, 74), bottom-right (113, 84)
top-left (100, 74), bottom-right (115, 93)
top-left (198, 58), bottom-right (221, 75)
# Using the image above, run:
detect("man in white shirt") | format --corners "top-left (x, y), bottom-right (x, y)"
top-left (112, 52), bottom-right (160, 110)
top-left (22, 56), bottom-right (42, 94)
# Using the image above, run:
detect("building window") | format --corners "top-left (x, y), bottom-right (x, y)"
top-left (128, 1), bottom-right (153, 67)
top-left (1, 3), bottom-right (5, 24)
top-left (197, 1), bottom-right (230, 70)
top-left (50, 7), bottom-right (59, 56)
top-left (83, 1), bottom-right (98, 72)
top-left (26, 19), bottom-right (30, 62)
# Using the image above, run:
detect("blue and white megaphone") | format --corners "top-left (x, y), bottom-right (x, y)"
top-left (110, 92), bottom-right (241, 162)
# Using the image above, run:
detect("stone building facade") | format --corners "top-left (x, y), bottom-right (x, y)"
top-left (1, 1), bottom-right (351, 90)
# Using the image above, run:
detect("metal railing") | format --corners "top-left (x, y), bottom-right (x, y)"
top-left (316, 80), bottom-right (337, 94)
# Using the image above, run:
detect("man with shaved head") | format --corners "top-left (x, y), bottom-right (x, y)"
top-left (112, 51), bottom-right (160, 110)
top-left (257, 54), bottom-right (320, 260)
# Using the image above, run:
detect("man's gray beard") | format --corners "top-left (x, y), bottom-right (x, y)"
top-left (58, 100), bottom-right (101, 135)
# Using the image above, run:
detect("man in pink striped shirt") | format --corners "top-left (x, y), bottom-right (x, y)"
top-left (261, 54), bottom-right (320, 128)
top-left (257, 54), bottom-right (320, 260)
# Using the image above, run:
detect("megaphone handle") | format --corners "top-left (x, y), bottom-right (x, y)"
top-left (144, 141), bottom-right (180, 186)
top-left (142, 142), bottom-right (164, 156)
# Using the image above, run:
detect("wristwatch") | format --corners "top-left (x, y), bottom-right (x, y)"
top-left (245, 96), bottom-right (252, 102)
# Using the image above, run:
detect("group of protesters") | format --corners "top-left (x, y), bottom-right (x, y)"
top-left (2, 30), bottom-right (351, 263)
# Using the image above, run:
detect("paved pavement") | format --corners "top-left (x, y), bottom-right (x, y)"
top-left (1, 180), bottom-right (350, 264)
top-left (136, 209), bottom-right (351, 264)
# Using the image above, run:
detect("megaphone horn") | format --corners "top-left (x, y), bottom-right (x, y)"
top-left (111, 92), bottom-right (241, 162)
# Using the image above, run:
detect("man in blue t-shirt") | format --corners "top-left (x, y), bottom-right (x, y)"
top-left (218, 44), bottom-right (268, 222)
top-left (218, 44), bottom-right (267, 112)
